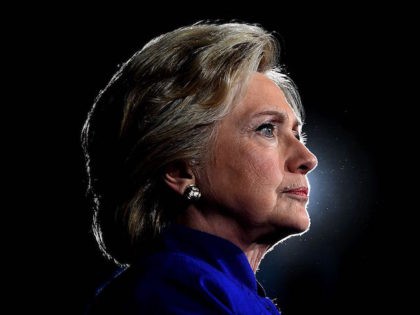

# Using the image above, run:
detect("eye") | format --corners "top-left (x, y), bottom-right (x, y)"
top-left (256, 123), bottom-right (275, 138)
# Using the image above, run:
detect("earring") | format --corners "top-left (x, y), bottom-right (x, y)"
top-left (183, 184), bottom-right (201, 201)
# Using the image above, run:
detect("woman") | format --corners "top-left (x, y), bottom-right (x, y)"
top-left (82, 22), bottom-right (317, 314)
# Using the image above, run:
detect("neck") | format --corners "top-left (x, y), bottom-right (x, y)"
top-left (176, 206), bottom-right (273, 273)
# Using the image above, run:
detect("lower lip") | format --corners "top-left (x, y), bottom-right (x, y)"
top-left (284, 191), bottom-right (309, 201)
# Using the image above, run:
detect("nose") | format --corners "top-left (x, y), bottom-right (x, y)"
top-left (287, 141), bottom-right (318, 175)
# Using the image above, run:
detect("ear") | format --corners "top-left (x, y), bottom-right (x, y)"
top-left (163, 160), bottom-right (196, 196)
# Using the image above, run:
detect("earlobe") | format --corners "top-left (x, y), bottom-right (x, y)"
top-left (163, 160), bottom-right (196, 196)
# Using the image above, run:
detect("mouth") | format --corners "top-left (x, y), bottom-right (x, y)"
top-left (282, 187), bottom-right (309, 201)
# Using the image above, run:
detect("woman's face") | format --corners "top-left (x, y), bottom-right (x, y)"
top-left (198, 73), bottom-right (318, 243)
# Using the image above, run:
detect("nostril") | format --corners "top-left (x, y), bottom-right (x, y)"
top-left (298, 164), bottom-right (310, 174)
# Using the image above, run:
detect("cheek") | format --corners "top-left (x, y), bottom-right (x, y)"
top-left (244, 147), bottom-right (284, 189)
top-left (220, 146), bottom-right (285, 213)
top-left (201, 138), bottom-right (285, 212)
top-left (229, 148), bottom-right (286, 224)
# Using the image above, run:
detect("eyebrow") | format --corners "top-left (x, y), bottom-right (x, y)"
top-left (253, 110), bottom-right (302, 129)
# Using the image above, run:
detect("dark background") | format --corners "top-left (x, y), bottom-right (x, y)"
top-left (23, 4), bottom-right (415, 315)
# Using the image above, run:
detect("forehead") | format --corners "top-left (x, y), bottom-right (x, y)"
top-left (233, 72), bottom-right (299, 125)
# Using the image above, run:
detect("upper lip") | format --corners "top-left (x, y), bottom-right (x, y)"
top-left (282, 186), bottom-right (309, 196)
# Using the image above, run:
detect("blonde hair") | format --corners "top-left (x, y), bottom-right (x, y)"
top-left (81, 22), bottom-right (303, 265)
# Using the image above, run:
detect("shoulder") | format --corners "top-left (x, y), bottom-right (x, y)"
top-left (87, 251), bottom-right (242, 314)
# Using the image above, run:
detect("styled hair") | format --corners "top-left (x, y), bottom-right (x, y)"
top-left (81, 22), bottom-right (303, 265)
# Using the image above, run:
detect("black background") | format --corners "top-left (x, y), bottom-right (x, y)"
top-left (21, 4), bottom-right (415, 315)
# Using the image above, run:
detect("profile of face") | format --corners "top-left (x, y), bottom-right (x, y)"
top-left (197, 73), bottom-right (318, 243)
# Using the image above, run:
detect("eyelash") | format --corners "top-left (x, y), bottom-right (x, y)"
top-left (296, 131), bottom-right (308, 145)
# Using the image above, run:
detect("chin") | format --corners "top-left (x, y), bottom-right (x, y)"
top-left (279, 213), bottom-right (311, 238)
top-left (294, 211), bottom-right (311, 232)
top-left (263, 216), bottom-right (310, 245)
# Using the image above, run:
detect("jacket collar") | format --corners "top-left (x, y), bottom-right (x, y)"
top-left (161, 224), bottom-right (261, 294)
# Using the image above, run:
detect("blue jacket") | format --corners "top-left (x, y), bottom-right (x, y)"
top-left (87, 224), bottom-right (281, 314)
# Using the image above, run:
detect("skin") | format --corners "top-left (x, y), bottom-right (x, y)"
top-left (166, 72), bottom-right (317, 272)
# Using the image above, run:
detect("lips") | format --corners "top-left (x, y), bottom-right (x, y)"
top-left (283, 187), bottom-right (308, 197)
